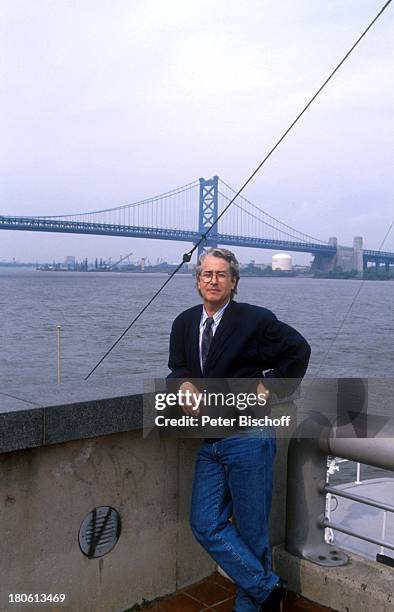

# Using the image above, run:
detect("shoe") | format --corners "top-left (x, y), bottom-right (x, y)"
top-left (231, 580), bottom-right (287, 612)
top-left (260, 579), bottom-right (287, 611)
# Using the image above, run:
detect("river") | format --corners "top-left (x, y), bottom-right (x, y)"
top-left (1, 267), bottom-right (392, 386)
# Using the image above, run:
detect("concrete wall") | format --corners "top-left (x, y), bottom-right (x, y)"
top-left (336, 245), bottom-right (355, 271)
top-left (0, 431), bottom-right (215, 612)
top-left (353, 236), bottom-right (364, 273)
top-left (311, 236), bottom-right (364, 274)
top-left (274, 546), bottom-right (394, 612)
top-left (0, 430), bottom-right (290, 612)
top-left (0, 382), bottom-right (292, 612)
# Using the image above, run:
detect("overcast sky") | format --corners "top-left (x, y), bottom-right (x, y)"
top-left (1, 0), bottom-right (393, 264)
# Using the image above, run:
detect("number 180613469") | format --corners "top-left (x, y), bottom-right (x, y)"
top-left (9, 593), bottom-right (66, 604)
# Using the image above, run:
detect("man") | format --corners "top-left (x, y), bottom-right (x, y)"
top-left (167, 248), bottom-right (310, 611)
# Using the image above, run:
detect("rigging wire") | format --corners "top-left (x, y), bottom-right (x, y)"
top-left (200, 0), bottom-right (393, 244)
top-left (85, 0), bottom-right (392, 380)
top-left (314, 220), bottom-right (394, 377)
top-left (85, 261), bottom-right (186, 379)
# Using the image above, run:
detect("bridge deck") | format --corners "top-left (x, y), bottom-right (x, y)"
top-left (0, 216), bottom-right (337, 255)
top-left (1, 215), bottom-right (393, 261)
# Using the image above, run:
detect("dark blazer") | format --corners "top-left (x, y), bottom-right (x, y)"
top-left (167, 300), bottom-right (311, 397)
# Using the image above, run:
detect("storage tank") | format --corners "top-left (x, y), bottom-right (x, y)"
top-left (272, 253), bottom-right (292, 271)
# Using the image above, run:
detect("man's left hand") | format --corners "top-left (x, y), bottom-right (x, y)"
top-left (257, 381), bottom-right (270, 405)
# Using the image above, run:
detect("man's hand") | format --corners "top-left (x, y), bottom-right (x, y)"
top-left (179, 381), bottom-right (201, 416)
top-left (257, 381), bottom-right (270, 406)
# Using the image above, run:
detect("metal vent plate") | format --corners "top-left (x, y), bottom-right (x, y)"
top-left (78, 506), bottom-right (121, 558)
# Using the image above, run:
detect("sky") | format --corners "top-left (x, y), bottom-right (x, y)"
top-left (1, 0), bottom-right (393, 265)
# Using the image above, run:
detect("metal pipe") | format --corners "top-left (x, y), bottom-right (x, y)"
top-left (355, 462), bottom-right (362, 484)
top-left (285, 380), bottom-right (394, 567)
top-left (381, 511), bottom-right (387, 555)
top-left (319, 436), bottom-right (394, 472)
top-left (56, 325), bottom-right (61, 384)
top-left (322, 519), bottom-right (394, 551)
top-left (324, 485), bottom-right (394, 513)
top-left (285, 414), bottom-right (349, 566)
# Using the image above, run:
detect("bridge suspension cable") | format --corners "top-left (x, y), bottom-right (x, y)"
top-left (39, 179), bottom-right (199, 219)
top-left (219, 180), bottom-right (326, 244)
top-left (219, 193), bottom-right (321, 244)
top-left (34, 180), bottom-right (200, 235)
top-left (85, 0), bottom-right (392, 379)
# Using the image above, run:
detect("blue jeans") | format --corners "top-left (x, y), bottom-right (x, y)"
top-left (190, 433), bottom-right (279, 612)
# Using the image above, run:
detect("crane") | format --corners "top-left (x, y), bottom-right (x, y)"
top-left (107, 252), bottom-right (134, 270)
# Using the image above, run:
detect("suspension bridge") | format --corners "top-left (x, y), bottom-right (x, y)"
top-left (1, 177), bottom-right (393, 271)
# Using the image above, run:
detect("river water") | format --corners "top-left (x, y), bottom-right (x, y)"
top-left (1, 268), bottom-right (393, 481)
top-left (1, 268), bottom-right (392, 386)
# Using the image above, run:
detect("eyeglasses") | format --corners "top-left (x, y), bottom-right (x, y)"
top-left (200, 271), bottom-right (231, 281)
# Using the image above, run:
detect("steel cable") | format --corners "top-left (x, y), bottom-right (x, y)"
top-left (85, 0), bottom-right (392, 379)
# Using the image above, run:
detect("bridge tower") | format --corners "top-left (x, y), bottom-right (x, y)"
top-left (198, 176), bottom-right (219, 260)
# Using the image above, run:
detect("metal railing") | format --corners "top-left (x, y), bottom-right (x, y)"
top-left (285, 412), bottom-right (394, 566)
top-left (324, 457), bottom-right (392, 556)
top-left (324, 478), bottom-right (394, 551)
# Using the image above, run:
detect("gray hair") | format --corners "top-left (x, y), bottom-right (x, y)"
top-left (196, 247), bottom-right (240, 298)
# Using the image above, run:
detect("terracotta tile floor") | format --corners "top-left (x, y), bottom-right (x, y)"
top-left (143, 572), bottom-right (334, 611)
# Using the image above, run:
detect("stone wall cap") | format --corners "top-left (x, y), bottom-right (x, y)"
top-left (0, 376), bottom-right (145, 454)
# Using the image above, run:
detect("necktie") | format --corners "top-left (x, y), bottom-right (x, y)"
top-left (201, 317), bottom-right (214, 369)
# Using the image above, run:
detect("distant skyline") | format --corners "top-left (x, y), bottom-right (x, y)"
top-left (1, 0), bottom-right (393, 265)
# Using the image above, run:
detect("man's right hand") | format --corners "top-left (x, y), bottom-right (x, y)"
top-left (179, 381), bottom-right (201, 416)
